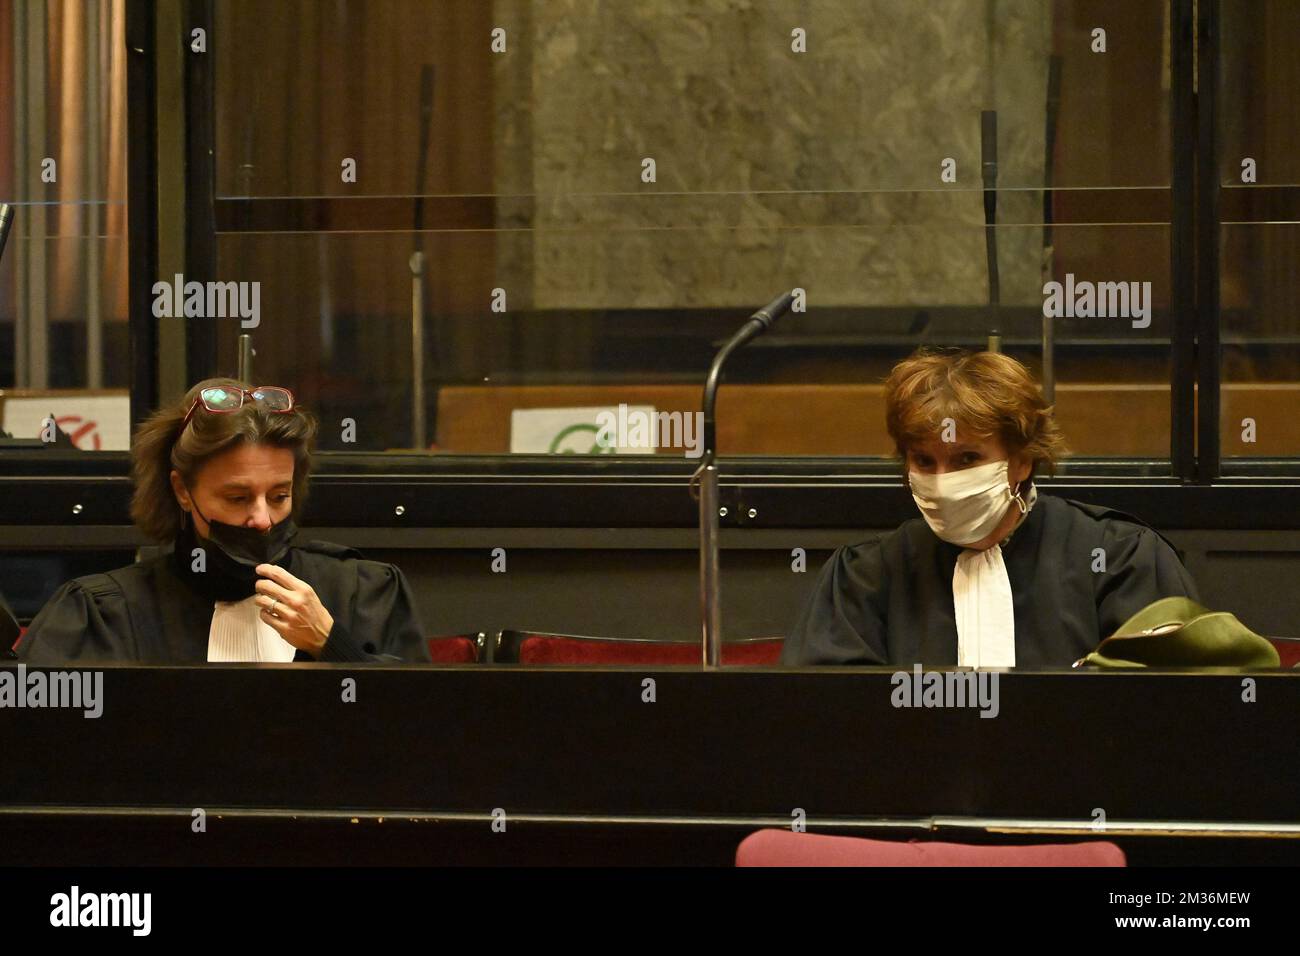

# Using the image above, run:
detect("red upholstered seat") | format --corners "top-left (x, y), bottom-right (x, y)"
top-left (17, 627), bottom-right (481, 662)
top-left (1267, 637), bottom-right (1300, 668)
top-left (425, 634), bottom-right (483, 664)
top-left (498, 631), bottom-right (783, 665)
top-left (735, 830), bottom-right (1126, 867)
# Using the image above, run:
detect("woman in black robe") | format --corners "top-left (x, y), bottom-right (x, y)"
top-left (782, 350), bottom-right (1200, 668)
top-left (16, 379), bottom-right (428, 664)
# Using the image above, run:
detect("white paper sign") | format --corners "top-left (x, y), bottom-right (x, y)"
top-left (509, 405), bottom-right (658, 455)
top-left (1, 391), bottom-right (131, 450)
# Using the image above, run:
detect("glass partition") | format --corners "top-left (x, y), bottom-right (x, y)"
top-left (0, 0), bottom-right (130, 450)
top-left (1218, 0), bottom-right (1300, 468)
top-left (208, 0), bottom-right (1178, 463)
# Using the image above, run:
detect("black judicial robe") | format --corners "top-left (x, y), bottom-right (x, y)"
top-left (782, 493), bottom-right (1201, 667)
top-left (15, 532), bottom-right (429, 664)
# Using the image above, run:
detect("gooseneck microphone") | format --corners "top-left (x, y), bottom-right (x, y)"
top-left (750, 289), bottom-right (796, 329)
top-left (694, 290), bottom-right (796, 666)
top-left (700, 289), bottom-right (796, 460)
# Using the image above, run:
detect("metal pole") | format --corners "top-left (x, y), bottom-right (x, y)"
top-left (237, 334), bottom-right (254, 384)
top-left (699, 462), bottom-right (722, 667)
top-left (410, 251), bottom-right (426, 449)
top-left (1041, 309), bottom-right (1054, 403)
top-left (22, 1), bottom-right (49, 389)
top-left (11, 1), bottom-right (28, 387)
top-left (409, 65), bottom-right (435, 452)
top-left (1041, 54), bottom-right (1062, 406)
top-left (85, 0), bottom-right (103, 389)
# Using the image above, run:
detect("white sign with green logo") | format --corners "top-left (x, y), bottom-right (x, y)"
top-left (510, 406), bottom-right (658, 455)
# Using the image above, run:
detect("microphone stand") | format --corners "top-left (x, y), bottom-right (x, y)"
top-left (691, 291), bottom-right (794, 667)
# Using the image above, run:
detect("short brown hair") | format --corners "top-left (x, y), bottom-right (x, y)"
top-left (130, 378), bottom-right (318, 541)
top-left (884, 349), bottom-right (1067, 475)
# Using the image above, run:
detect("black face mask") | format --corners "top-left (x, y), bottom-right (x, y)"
top-left (182, 498), bottom-right (297, 597)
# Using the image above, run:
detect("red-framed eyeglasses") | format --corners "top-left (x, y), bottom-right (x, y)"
top-left (181, 385), bottom-right (296, 430)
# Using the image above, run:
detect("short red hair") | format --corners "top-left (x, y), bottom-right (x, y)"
top-left (884, 349), bottom-right (1067, 475)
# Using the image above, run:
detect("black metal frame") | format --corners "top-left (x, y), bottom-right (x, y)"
top-left (1197, 0), bottom-right (1222, 481)
top-left (1171, 0), bottom-right (1198, 479)
top-left (3, 450), bottom-right (1300, 532)
top-left (125, 0), bottom-right (158, 429)
top-left (183, 0), bottom-right (219, 384)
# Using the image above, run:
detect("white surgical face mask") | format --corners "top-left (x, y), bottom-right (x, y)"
top-left (908, 458), bottom-right (1022, 547)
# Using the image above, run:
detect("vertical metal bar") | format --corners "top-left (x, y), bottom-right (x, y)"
top-left (12, 0), bottom-right (29, 387)
top-left (155, 0), bottom-right (188, 404)
top-left (1170, 0), bottom-right (1197, 479)
top-left (86, 0), bottom-right (104, 389)
top-left (127, 0), bottom-right (160, 430)
top-left (1039, 310), bottom-right (1053, 400)
top-left (1196, 0), bottom-right (1222, 481)
top-left (24, 0), bottom-right (48, 389)
top-left (410, 251), bottom-right (426, 449)
top-left (318, 235), bottom-right (333, 362)
top-left (237, 333), bottom-right (253, 383)
top-left (185, 0), bottom-right (218, 384)
top-left (699, 463), bottom-right (722, 668)
top-left (1041, 54), bottom-right (1062, 406)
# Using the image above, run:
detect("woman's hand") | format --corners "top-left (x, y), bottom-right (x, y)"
top-left (253, 564), bottom-right (335, 658)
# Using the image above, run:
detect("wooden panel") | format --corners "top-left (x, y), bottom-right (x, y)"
top-left (436, 382), bottom-right (1300, 457)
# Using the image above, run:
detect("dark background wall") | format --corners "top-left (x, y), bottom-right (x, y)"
top-left (7, 525), bottom-right (1297, 641)
top-left (364, 530), bottom-right (1300, 642)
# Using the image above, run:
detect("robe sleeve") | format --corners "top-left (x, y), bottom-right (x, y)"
top-left (1095, 524), bottom-right (1201, 640)
top-left (320, 560), bottom-right (430, 663)
top-left (781, 541), bottom-right (889, 665)
top-left (14, 576), bottom-right (138, 664)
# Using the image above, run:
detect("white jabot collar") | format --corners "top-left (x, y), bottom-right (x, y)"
top-left (953, 482), bottom-right (1038, 668)
top-left (207, 595), bottom-right (297, 663)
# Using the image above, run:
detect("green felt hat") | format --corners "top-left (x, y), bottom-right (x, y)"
top-left (1075, 596), bottom-right (1281, 669)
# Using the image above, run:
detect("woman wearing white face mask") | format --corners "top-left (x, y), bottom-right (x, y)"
top-left (782, 349), bottom-right (1200, 668)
